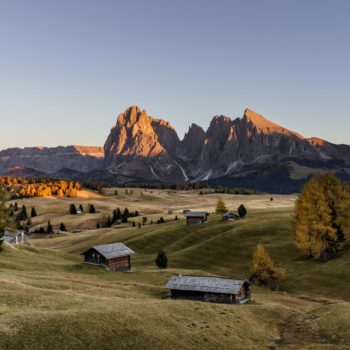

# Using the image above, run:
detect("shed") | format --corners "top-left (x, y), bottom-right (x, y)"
top-left (222, 211), bottom-right (240, 221)
top-left (165, 275), bottom-right (251, 304)
top-left (81, 242), bottom-right (135, 272)
top-left (184, 211), bottom-right (208, 225)
top-left (3, 230), bottom-right (30, 245)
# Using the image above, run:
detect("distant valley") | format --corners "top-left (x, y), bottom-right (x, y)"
top-left (1, 106), bottom-right (350, 193)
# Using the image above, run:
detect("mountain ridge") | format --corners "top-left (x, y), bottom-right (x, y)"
top-left (1, 106), bottom-right (349, 193)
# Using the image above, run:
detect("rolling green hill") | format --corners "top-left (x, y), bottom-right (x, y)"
top-left (2, 196), bottom-right (350, 349)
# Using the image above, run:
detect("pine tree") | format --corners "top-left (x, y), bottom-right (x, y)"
top-left (47, 220), bottom-right (53, 234)
top-left (59, 223), bottom-right (67, 232)
top-left (17, 205), bottom-right (28, 221)
top-left (106, 215), bottom-right (112, 227)
top-left (155, 250), bottom-right (168, 268)
top-left (132, 221), bottom-right (136, 227)
top-left (69, 204), bottom-right (77, 215)
top-left (88, 204), bottom-right (96, 214)
top-left (112, 209), bottom-right (118, 223)
top-left (116, 208), bottom-right (122, 220)
top-left (238, 204), bottom-right (247, 218)
top-left (31, 207), bottom-right (37, 218)
top-left (250, 242), bottom-right (285, 290)
top-left (215, 198), bottom-right (228, 214)
top-left (123, 208), bottom-right (130, 218)
top-left (96, 222), bottom-right (100, 229)
top-left (79, 204), bottom-right (84, 213)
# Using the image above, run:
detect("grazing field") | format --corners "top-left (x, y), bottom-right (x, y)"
top-left (1, 189), bottom-right (350, 349)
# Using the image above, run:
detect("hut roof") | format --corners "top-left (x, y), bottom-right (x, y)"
top-left (184, 211), bottom-right (208, 218)
top-left (165, 275), bottom-right (250, 295)
top-left (81, 243), bottom-right (135, 260)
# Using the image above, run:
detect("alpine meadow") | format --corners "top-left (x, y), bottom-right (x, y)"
top-left (1, 1), bottom-right (350, 349)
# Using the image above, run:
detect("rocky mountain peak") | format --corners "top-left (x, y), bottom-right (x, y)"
top-left (242, 108), bottom-right (304, 139)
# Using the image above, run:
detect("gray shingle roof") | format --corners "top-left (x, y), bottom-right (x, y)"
top-left (165, 275), bottom-right (249, 295)
top-left (184, 211), bottom-right (208, 218)
top-left (81, 243), bottom-right (135, 260)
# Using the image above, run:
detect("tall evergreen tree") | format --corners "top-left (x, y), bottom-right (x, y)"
top-left (238, 204), bottom-right (247, 218)
top-left (31, 207), bottom-right (37, 218)
top-left (88, 204), bottom-right (96, 214)
top-left (47, 220), bottom-right (53, 234)
top-left (69, 204), bottom-right (77, 215)
top-left (155, 250), bottom-right (168, 268)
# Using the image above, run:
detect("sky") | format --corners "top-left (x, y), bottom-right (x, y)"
top-left (0, 0), bottom-right (349, 150)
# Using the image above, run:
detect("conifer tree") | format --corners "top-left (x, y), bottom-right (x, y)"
top-left (155, 250), bottom-right (168, 268)
top-left (59, 223), bottom-right (67, 232)
top-left (238, 204), bottom-right (247, 218)
top-left (215, 198), bottom-right (228, 214)
top-left (69, 204), bottom-right (77, 215)
top-left (250, 242), bottom-right (285, 290)
top-left (88, 204), bottom-right (96, 214)
top-left (31, 207), bottom-right (37, 218)
top-left (79, 204), bottom-right (84, 213)
top-left (47, 220), bottom-right (53, 234)
top-left (17, 205), bottom-right (28, 221)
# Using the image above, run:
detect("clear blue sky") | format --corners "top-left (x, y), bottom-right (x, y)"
top-left (0, 0), bottom-right (349, 150)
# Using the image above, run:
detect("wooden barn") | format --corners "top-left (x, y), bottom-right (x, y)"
top-left (184, 211), bottom-right (208, 225)
top-left (81, 242), bottom-right (135, 272)
top-left (165, 275), bottom-right (251, 304)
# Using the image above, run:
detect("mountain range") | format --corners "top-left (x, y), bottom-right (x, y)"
top-left (1, 106), bottom-right (350, 193)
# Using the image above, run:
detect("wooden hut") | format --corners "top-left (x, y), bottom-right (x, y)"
top-left (165, 275), bottom-right (251, 304)
top-left (222, 211), bottom-right (240, 221)
top-left (184, 211), bottom-right (208, 225)
top-left (3, 230), bottom-right (30, 245)
top-left (81, 242), bottom-right (135, 272)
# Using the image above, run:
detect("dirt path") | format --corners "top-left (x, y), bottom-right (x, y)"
top-left (274, 296), bottom-right (344, 350)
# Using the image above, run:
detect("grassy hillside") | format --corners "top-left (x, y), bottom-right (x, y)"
top-left (2, 190), bottom-right (350, 349)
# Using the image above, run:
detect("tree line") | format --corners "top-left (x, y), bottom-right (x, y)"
top-left (0, 176), bottom-right (81, 199)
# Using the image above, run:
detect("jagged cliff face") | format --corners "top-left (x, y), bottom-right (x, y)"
top-left (102, 106), bottom-right (350, 183)
top-left (0, 146), bottom-right (104, 174)
top-left (1, 105), bottom-right (349, 188)
top-left (104, 106), bottom-right (184, 183)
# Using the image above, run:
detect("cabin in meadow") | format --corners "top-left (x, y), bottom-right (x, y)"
top-left (184, 211), bottom-right (208, 225)
top-left (81, 242), bottom-right (135, 272)
top-left (165, 275), bottom-right (251, 304)
top-left (222, 211), bottom-right (240, 221)
top-left (3, 230), bottom-right (30, 245)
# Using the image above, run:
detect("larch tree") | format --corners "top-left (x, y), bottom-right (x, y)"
top-left (215, 198), bottom-right (228, 214)
top-left (293, 174), bottom-right (350, 262)
top-left (250, 242), bottom-right (285, 290)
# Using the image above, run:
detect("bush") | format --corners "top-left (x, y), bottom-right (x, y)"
top-left (155, 250), bottom-right (168, 268)
top-left (59, 223), bottom-right (67, 232)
